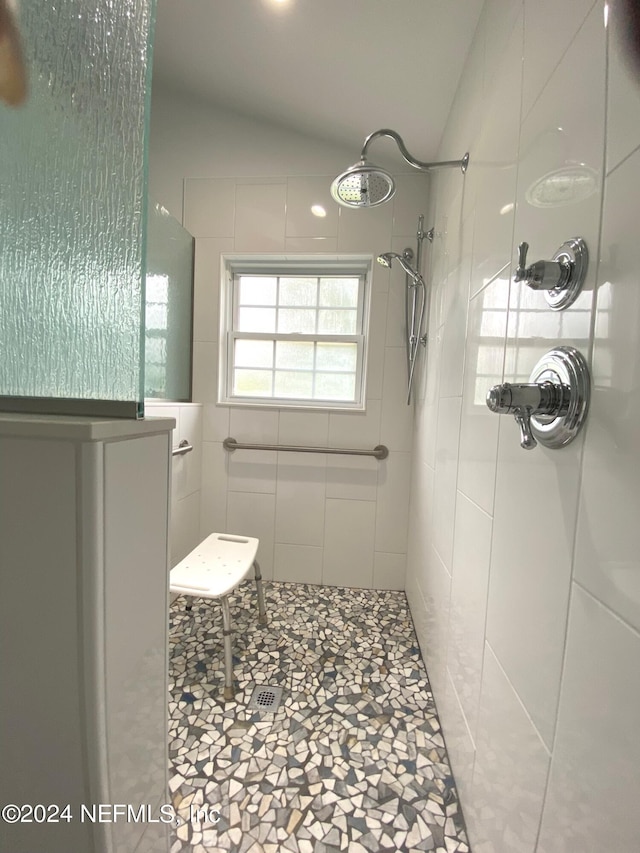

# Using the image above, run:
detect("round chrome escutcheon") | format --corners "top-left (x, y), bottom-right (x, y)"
top-left (546, 237), bottom-right (589, 310)
top-left (529, 346), bottom-right (590, 448)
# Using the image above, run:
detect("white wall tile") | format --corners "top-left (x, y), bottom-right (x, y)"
top-left (274, 543), bottom-right (323, 585)
top-left (174, 405), bottom-right (203, 500)
top-left (488, 429), bottom-right (582, 748)
top-left (606, 2), bottom-right (640, 172)
top-left (284, 236), bottom-right (338, 253)
top-left (192, 237), bottom-right (233, 343)
top-left (439, 672), bottom-right (476, 807)
top-left (200, 442), bottom-right (227, 538)
top-left (325, 455), bottom-right (378, 502)
top-left (337, 203), bottom-right (393, 254)
top-left (183, 178), bottom-right (236, 238)
top-left (234, 182), bottom-right (286, 252)
top-left (227, 449), bottom-right (277, 495)
top-left (457, 273), bottom-right (509, 513)
top-left (574, 147), bottom-right (640, 632)
top-left (192, 341), bottom-right (218, 404)
top-left (275, 452), bottom-right (326, 547)
top-left (285, 176), bottom-right (338, 238)
top-left (416, 546), bottom-right (451, 698)
top-left (374, 451), bottom-right (411, 554)
top-left (229, 408), bottom-right (279, 444)
top-left (365, 292), bottom-right (388, 401)
top-left (373, 551), bottom-right (406, 591)
top-left (468, 644), bottom-right (550, 853)
top-left (380, 347), bottom-right (414, 451)
top-left (432, 396), bottom-right (462, 571)
top-left (522, 0), bottom-right (596, 119)
top-left (470, 9), bottom-right (521, 295)
top-left (536, 585), bottom-right (640, 852)
top-left (391, 174), bottom-right (430, 236)
top-left (170, 490), bottom-right (201, 567)
top-left (328, 398), bottom-right (381, 450)
top-left (278, 410), bottom-right (329, 446)
top-left (322, 498), bottom-right (376, 588)
top-left (510, 4), bottom-right (604, 360)
top-left (202, 403), bottom-right (230, 444)
top-left (227, 491), bottom-right (276, 579)
top-left (448, 492), bottom-right (492, 741)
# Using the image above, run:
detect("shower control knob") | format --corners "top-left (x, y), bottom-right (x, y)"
top-left (486, 381), bottom-right (567, 450)
top-left (485, 347), bottom-right (591, 451)
top-left (513, 237), bottom-right (588, 310)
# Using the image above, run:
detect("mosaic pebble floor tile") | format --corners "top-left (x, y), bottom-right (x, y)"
top-left (168, 581), bottom-right (470, 853)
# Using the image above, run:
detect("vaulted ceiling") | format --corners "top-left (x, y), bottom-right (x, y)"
top-left (152, 0), bottom-right (484, 162)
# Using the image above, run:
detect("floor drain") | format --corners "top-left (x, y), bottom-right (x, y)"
top-left (247, 685), bottom-right (283, 712)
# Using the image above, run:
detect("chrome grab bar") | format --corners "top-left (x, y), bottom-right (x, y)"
top-left (223, 436), bottom-right (389, 461)
top-left (172, 439), bottom-right (193, 457)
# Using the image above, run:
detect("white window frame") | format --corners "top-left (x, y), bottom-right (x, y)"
top-left (218, 254), bottom-right (372, 411)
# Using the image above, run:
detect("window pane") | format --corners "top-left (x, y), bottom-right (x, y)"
top-left (238, 276), bottom-right (277, 305)
top-left (279, 277), bottom-right (317, 306)
top-left (315, 372), bottom-right (356, 401)
top-left (316, 342), bottom-right (357, 372)
top-left (234, 369), bottom-right (272, 397)
top-left (319, 278), bottom-right (359, 308)
top-left (234, 339), bottom-right (274, 369)
top-left (278, 308), bottom-right (316, 333)
top-left (274, 370), bottom-right (313, 398)
top-left (237, 307), bottom-right (276, 333)
top-left (275, 341), bottom-right (314, 369)
top-left (318, 309), bottom-right (357, 334)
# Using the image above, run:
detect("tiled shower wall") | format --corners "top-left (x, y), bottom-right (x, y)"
top-left (406, 1), bottom-right (640, 851)
top-left (149, 97), bottom-right (429, 587)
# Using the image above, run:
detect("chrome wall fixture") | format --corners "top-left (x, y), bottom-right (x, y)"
top-left (377, 214), bottom-right (431, 404)
top-left (514, 237), bottom-right (588, 310)
top-left (330, 128), bottom-right (469, 208)
top-left (486, 346), bottom-right (590, 450)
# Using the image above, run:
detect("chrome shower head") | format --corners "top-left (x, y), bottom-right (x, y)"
top-left (331, 128), bottom-right (469, 209)
top-left (377, 251), bottom-right (423, 283)
top-left (330, 158), bottom-right (395, 208)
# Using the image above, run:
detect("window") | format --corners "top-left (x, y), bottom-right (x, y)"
top-left (219, 256), bottom-right (372, 410)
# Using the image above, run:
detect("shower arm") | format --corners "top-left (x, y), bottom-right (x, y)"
top-left (361, 129), bottom-right (469, 173)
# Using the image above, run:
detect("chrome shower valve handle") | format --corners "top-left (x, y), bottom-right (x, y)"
top-left (514, 242), bottom-right (571, 291)
top-left (486, 381), bottom-right (568, 450)
top-left (513, 237), bottom-right (588, 310)
top-left (486, 347), bottom-right (590, 451)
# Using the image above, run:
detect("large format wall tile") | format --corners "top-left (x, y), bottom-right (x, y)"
top-left (431, 396), bottom-right (462, 571)
top-left (448, 492), bottom-right (493, 741)
top-left (322, 498), bottom-right (376, 588)
top-left (536, 585), bottom-right (640, 852)
top-left (467, 644), bottom-right (550, 853)
top-left (457, 272), bottom-right (510, 514)
top-left (574, 147), bottom-right (640, 631)
top-left (488, 429), bottom-right (582, 748)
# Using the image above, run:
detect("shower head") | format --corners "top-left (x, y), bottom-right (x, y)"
top-left (331, 128), bottom-right (470, 209)
top-left (330, 159), bottom-right (395, 208)
top-left (377, 251), bottom-right (423, 283)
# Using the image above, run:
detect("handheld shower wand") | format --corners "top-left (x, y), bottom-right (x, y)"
top-left (376, 251), bottom-right (427, 404)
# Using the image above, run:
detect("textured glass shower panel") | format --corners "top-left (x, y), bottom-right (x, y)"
top-left (145, 204), bottom-right (194, 400)
top-left (0, 0), bottom-right (155, 404)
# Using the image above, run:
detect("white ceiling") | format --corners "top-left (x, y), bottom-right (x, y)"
top-left (152, 0), bottom-right (484, 163)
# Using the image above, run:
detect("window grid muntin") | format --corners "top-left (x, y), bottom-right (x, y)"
top-left (223, 262), bottom-right (370, 410)
top-left (230, 331), bottom-right (362, 403)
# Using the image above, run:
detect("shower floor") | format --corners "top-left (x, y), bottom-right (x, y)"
top-left (168, 581), bottom-right (470, 853)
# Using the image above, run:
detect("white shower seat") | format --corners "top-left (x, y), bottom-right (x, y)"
top-left (170, 532), bottom-right (268, 700)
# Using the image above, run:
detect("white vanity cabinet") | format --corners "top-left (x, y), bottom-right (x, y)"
top-left (0, 415), bottom-right (174, 853)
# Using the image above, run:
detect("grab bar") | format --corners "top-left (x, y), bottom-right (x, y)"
top-left (172, 439), bottom-right (193, 457)
top-left (223, 436), bottom-right (389, 460)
